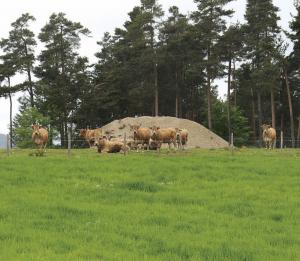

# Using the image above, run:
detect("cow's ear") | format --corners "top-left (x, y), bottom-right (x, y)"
top-left (31, 124), bottom-right (34, 129)
top-left (157, 127), bottom-right (160, 130)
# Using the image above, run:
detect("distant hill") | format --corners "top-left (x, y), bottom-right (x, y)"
top-left (0, 134), bottom-right (7, 149)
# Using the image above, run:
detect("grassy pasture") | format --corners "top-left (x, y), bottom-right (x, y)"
top-left (0, 148), bottom-right (299, 260)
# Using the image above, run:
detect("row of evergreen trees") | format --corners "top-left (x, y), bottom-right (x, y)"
top-left (1, 0), bottom-right (300, 147)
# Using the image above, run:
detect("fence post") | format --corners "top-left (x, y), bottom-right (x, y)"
top-left (68, 128), bottom-right (71, 157)
top-left (123, 133), bottom-right (127, 155)
top-left (6, 134), bottom-right (11, 156)
top-left (280, 131), bottom-right (283, 149)
top-left (230, 132), bottom-right (234, 155)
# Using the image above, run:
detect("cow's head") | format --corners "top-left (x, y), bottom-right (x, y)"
top-left (261, 124), bottom-right (271, 131)
top-left (79, 129), bottom-right (87, 138)
top-left (175, 128), bottom-right (182, 141)
top-left (95, 136), bottom-right (107, 152)
top-left (32, 124), bottom-right (42, 136)
top-left (150, 126), bottom-right (160, 140)
top-left (130, 124), bottom-right (142, 138)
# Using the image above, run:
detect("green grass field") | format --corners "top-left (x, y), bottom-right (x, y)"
top-left (0, 148), bottom-right (299, 260)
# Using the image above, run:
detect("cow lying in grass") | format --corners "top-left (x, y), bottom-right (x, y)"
top-left (95, 136), bottom-right (128, 153)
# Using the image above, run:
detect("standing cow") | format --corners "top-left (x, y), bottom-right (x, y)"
top-left (79, 128), bottom-right (102, 147)
top-left (129, 124), bottom-right (152, 150)
top-left (261, 124), bottom-right (276, 149)
top-left (175, 128), bottom-right (188, 149)
top-left (151, 126), bottom-right (177, 150)
top-left (32, 124), bottom-right (49, 150)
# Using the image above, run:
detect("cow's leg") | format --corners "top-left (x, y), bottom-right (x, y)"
top-left (147, 140), bottom-right (150, 151)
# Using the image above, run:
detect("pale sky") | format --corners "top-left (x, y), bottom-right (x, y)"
top-left (0, 0), bottom-right (297, 134)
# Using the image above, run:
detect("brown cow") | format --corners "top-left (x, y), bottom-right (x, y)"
top-left (79, 128), bottom-right (102, 147)
top-left (95, 137), bottom-right (127, 153)
top-left (129, 124), bottom-right (152, 150)
top-left (262, 124), bottom-right (276, 149)
top-left (151, 126), bottom-right (177, 150)
top-left (32, 124), bottom-right (49, 150)
top-left (175, 128), bottom-right (188, 149)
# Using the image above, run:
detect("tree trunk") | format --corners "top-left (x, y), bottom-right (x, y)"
top-left (27, 69), bottom-right (34, 108)
top-left (250, 88), bottom-right (256, 143)
top-left (154, 56), bottom-right (158, 116)
top-left (233, 60), bottom-right (237, 107)
top-left (8, 77), bottom-right (13, 148)
top-left (227, 59), bottom-right (232, 145)
top-left (271, 87), bottom-right (276, 128)
top-left (297, 117), bottom-right (300, 148)
top-left (207, 73), bottom-right (212, 130)
top-left (24, 43), bottom-right (34, 107)
top-left (257, 91), bottom-right (262, 147)
top-left (284, 67), bottom-right (295, 148)
top-left (175, 69), bottom-right (179, 118)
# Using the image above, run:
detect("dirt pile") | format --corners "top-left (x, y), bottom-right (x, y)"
top-left (101, 116), bottom-right (228, 149)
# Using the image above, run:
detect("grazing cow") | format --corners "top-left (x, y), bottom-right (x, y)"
top-left (150, 126), bottom-right (177, 150)
top-left (95, 137), bottom-right (127, 153)
top-left (262, 124), bottom-right (276, 149)
top-left (79, 128), bottom-right (102, 147)
top-left (129, 124), bottom-right (152, 150)
top-left (175, 128), bottom-right (188, 149)
top-left (32, 124), bottom-right (49, 150)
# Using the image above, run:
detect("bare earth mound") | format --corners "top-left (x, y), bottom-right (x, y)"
top-left (101, 116), bottom-right (228, 149)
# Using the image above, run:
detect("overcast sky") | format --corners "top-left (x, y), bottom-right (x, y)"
top-left (0, 0), bottom-right (297, 134)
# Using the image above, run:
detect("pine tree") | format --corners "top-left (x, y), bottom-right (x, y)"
top-left (191, 0), bottom-right (234, 130)
top-left (0, 13), bottom-right (37, 107)
top-left (244, 0), bottom-right (282, 145)
top-left (35, 13), bottom-right (90, 147)
top-left (218, 24), bottom-right (243, 143)
top-left (159, 6), bottom-right (191, 118)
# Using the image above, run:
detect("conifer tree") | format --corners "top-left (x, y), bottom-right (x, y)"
top-left (244, 0), bottom-right (282, 144)
top-left (0, 13), bottom-right (36, 107)
top-left (191, 0), bottom-right (234, 130)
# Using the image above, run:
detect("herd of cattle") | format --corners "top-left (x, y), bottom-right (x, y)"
top-left (31, 123), bottom-right (189, 153)
top-left (79, 124), bottom-right (189, 153)
top-left (31, 122), bottom-right (277, 152)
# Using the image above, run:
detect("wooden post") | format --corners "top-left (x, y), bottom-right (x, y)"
top-left (230, 132), bottom-right (234, 155)
top-left (123, 133), bottom-right (127, 155)
top-left (68, 128), bottom-right (71, 157)
top-left (6, 134), bottom-right (11, 156)
top-left (280, 131), bottom-right (283, 149)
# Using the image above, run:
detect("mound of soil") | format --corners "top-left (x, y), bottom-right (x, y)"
top-left (101, 116), bottom-right (228, 149)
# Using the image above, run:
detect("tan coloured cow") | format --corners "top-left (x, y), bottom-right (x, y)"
top-left (261, 124), bottom-right (276, 149)
top-left (79, 128), bottom-right (102, 147)
top-left (150, 126), bottom-right (177, 150)
top-left (129, 124), bottom-right (152, 150)
top-left (32, 124), bottom-right (49, 150)
top-left (95, 137), bottom-right (127, 153)
top-left (175, 128), bottom-right (188, 149)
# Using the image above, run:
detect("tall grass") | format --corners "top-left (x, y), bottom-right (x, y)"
top-left (0, 149), bottom-right (299, 260)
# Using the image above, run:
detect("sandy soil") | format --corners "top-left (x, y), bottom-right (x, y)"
top-left (101, 116), bottom-right (228, 149)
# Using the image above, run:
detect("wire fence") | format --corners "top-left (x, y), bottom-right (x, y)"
top-left (2, 132), bottom-right (300, 157)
